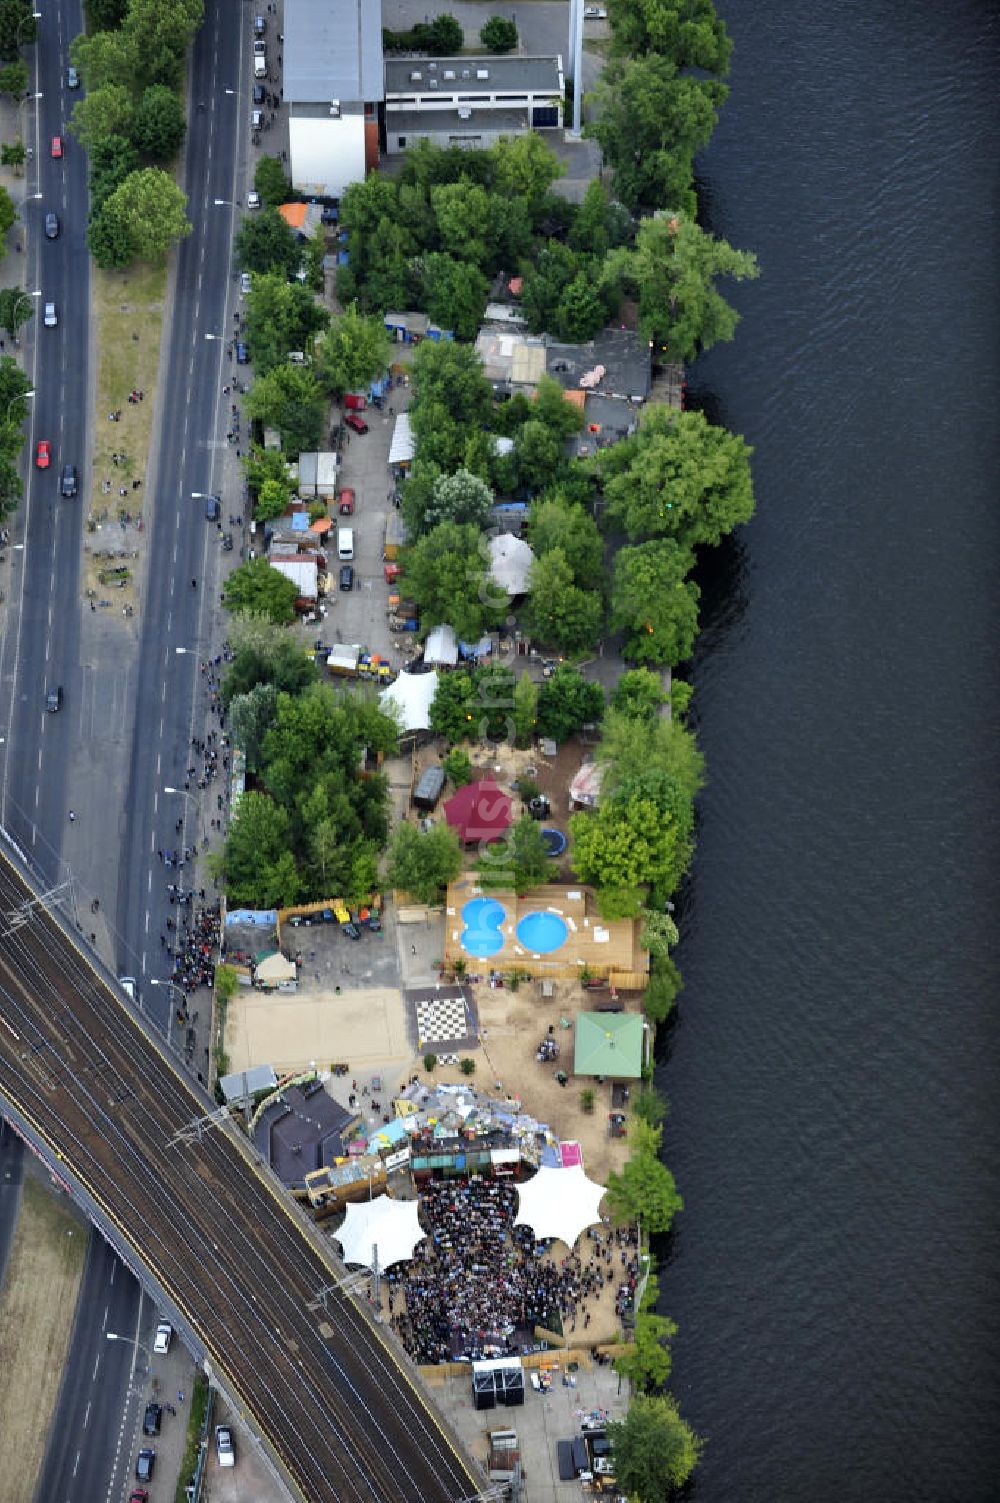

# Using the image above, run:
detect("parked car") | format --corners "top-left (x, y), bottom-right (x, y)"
top-left (35, 439), bottom-right (51, 468)
top-left (338, 563), bottom-right (354, 591)
top-left (338, 487), bottom-right (354, 515)
top-left (240, 271), bottom-right (252, 295)
top-left (251, 108), bottom-right (263, 130)
top-left (236, 341), bottom-right (249, 364)
top-left (247, 190), bottom-right (260, 210)
top-left (128, 1492), bottom-right (148, 1503)
top-left (153, 1321), bottom-right (172, 1355)
top-left (583, 5), bottom-right (607, 16)
top-left (215, 1425), bottom-right (235, 1468)
top-left (50, 135), bottom-right (63, 158)
top-left (252, 82), bottom-right (266, 105)
top-left (143, 1402), bottom-right (162, 1437)
top-left (66, 65), bottom-right (80, 88)
top-left (44, 211), bottom-right (60, 239)
top-left (60, 464), bottom-right (78, 497)
top-left (343, 392), bottom-right (366, 411)
top-left (45, 685), bottom-right (62, 713)
top-left (205, 495), bottom-right (220, 521)
top-left (135, 1449), bottom-right (155, 1483)
top-left (344, 413), bottom-right (368, 435)
top-left (43, 301), bottom-right (57, 327)
top-left (254, 13), bottom-right (266, 35)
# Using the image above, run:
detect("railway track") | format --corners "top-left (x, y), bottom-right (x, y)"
top-left (0, 847), bottom-right (479, 1503)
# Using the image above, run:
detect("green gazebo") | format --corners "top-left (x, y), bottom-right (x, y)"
top-left (573, 1011), bottom-right (645, 1079)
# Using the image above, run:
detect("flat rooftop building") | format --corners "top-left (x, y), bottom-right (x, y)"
top-left (285, 0), bottom-right (383, 198)
top-left (384, 54), bottom-right (564, 154)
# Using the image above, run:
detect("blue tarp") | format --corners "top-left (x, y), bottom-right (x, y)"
top-left (337, 250), bottom-right (350, 266)
top-left (368, 375), bottom-right (390, 400)
top-left (290, 511), bottom-right (309, 531)
top-left (225, 908), bottom-right (278, 927)
top-left (459, 635), bottom-right (493, 660)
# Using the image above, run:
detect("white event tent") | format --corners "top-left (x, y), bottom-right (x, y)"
top-left (334, 1195), bottom-right (426, 1271)
top-left (380, 670), bottom-right (439, 734)
top-left (514, 1163), bottom-right (607, 1249)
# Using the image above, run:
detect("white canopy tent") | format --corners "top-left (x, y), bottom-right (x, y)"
top-left (514, 1164), bottom-right (607, 1249)
top-left (488, 532), bottom-right (535, 597)
top-left (334, 1194), bottom-right (426, 1271)
top-left (380, 670), bottom-right (439, 733)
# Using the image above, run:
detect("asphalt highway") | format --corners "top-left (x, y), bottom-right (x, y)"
top-left (0, 1116), bottom-right (24, 1285)
top-left (0, 844), bottom-right (480, 1503)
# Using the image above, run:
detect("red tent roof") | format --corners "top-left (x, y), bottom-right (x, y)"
top-left (443, 778), bottom-right (513, 843)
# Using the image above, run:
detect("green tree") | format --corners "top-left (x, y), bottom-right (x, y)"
top-left (527, 549), bottom-right (602, 655)
top-left (599, 710), bottom-right (704, 803)
top-left (610, 540), bottom-right (699, 666)
top-left (526, 492), bottom-right (595, 586)
top-left (0, 287), bottom-right (32, 338)
top-left (254, 153), bottom-right (291, 207)
top-left (569, 787), bottom-right (692, 917)
top-left (423, 12), bottom-right (463, 54)
top-left (244, 271), bottom-right (329, 374)
top-left (520, 240), bottom-right (585, 336)
top-left (479, 15), bottom-right (517, 51)
top-left (227, 682), bottom-right (278, 771)
top-left (421, 468), bottom-right (493, 534)
top-left (608, 1394), bottom-right (702, 1499)
top-left (69, 82), bottom-right (135, 151)
top-left (429, 672), bottom-right (478, 744)
top-left (586, 55), bottom-right (726, 214)
top-left (0, 140), bottom-right (25, 174)
top-left (387, 821), bottom-right (462, 905)
top-left (443, 746), bottom-right (473, 785)
top-left (568, 180), bottom-right (615, 259)
top-left (122, 0), bottom-right (204, 88)
top-left (478, 814), bottom-right (550, 893)
top-left (0, 182), bottom-right (15, 242)
top-left (0, 453), bottom-right (20, 518)
top-left (314, 302), bottom-right (390, 396)
top-left (605, 1122), bottom-right (683, 1232)
top-left (404, 522), bottom-right (503, 642)
top-left (410, 338), bottom-right (492, 430)
top-left (222, 618), bottom-right (319, 702)
top-left (431, 180), bottom-right (492, 267)
top-left (0, 59), bottom-right (26, 96)
top-left (88, 201), bottom-right (135, 268)
top-left (0, 354), bottom-right (34, 445)
top-left (611, 667), bottom-right (666, 722)
top-left (516, 419), bottom-right (564, 495)
top-left (222, 558), bottom-right (299, 624)
top-left (69, 27), bottom-right (135, 91)
top-left (608, 0), bottom-right (731, 74)
top-left (88, 132), bottom-right (139, 209)
top-left (639, 908), bottom-right (679, 962)
top-left (84, 0), bottom-right (130, 30)
top-left (615, 1273), bottom-right (677, 1389)
top-left (643, 956), bottom-right (683, 1022)
top-left (536, 664), bottom-right (604, 744)
top-left (419, 252), bottom-right (488, 341)
top-left (244, 364), bottom-right (325, 456)
top-left (211, 791), bottom-right (302, 908)
top-left (491, 131), bottom-right (564, 211)
top-left (235, 205), bottom-right (301, 278)
top-left (554, 273), bottom-right (606, 342)
top-left (132, 84), bottom-right (186, 162)
top-left (512, 672), bottom-right (538, 748)
top-left (600, 404), bottom-right (755, 548)
top-left (255, 477), bottom-right (290, 523)
top-left (101, 167), bottom-right (191, 262)
top-left (470, 661), bottom-right (517, 741)
top-left (621, 209), bottom-right (759, 362)
top-left (0, 0), bottom-right (36, 60)
top-left (634, 1084), bottom-right (669, 1128)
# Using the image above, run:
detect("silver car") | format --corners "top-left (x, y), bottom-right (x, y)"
top-left (43, 301), bottom-right (57, 327)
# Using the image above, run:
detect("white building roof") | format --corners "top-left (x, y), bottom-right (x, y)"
top-left (424, 624), bottom-right (459, 667)
top-left (284, 0), bottom-right (384, 105)
top-left (388, 412), bottom-right (415, 465)
top-left (380, 670), bottom-right (439, 733)
top-left (270, 556), bottom-right (318, 600)
top-left (489, 533), bottom-right (535, 596)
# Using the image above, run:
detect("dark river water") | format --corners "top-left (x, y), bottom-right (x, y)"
top-left (659, 3), bottom-right (1000, 1499)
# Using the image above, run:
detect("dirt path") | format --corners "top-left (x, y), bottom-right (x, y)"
top-left (0, 1174), bottom-right (87, 1502)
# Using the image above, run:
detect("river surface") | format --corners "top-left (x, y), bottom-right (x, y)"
top-left (659, 3), bottom-right (1000, 1499)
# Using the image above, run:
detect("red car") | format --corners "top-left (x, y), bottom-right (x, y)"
top-left (344, 413), bottom-right (368, 435)
top-left (35, 440), bottom-right (51, 469)
top-left (50, 135), bottom-right (63, 158)
top-left (338, 487), bottom-right (355, 515)
top-left (129, 1492), bottom-right (148, 1503)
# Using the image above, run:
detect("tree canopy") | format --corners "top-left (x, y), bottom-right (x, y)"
top-left (221, 558), bottom-right (299, 624)
top-left (479, 15), bottom-right (517, 52)
top-left (536, 665), bottom-right (605, 744)
top-left (569, 782), bottom-right (692, 918)
top-left (314, 303), bottom-right (390, 397)
top-left (608, 1394), bottom-right (702, 1500)
top-left (477, 814), bottom-right (550, 894)
top-left (132, 83), bottom-right (186, 162)
top-left (99, 167), bottom-right (191, 262)
top-left (600, 403), bottom-right (755, 548)
top-left (527, 548), bottom-right (603, 655)
top-left (608, 0), bottom-right (731, 74)
top-left (244, 272), bottom-right (329, 375)
top-left (387, 821), bottom-right (463, 905)
top-left (403, 522), bottom-right (505, 642)
top-left (610, 539), bottom-right (700, 666)
top-left (243, 364), bottom-right (325, 456)
top-left (421, 468), bottom-right (493, 535)
top-left (235, 205), bottom-right (302, 278)
top-left (253, 153), bottom-right (291, 207)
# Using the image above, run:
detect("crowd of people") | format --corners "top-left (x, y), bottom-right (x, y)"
top-left (168, 902), bottom-right (221, 999)
top-left (384, 1174), bottom-right (638, 1365)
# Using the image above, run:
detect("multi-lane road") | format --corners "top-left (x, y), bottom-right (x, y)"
top-left (0, 842), bottom-right (480, 1502)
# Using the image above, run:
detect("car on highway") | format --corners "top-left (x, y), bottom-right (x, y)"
top-left (135, 1449), bottom-right (155, 1482)
top-left (50, 135), bottom-right (63, 158)
top-left (236, 341), bottom-right (249, 364)
top-left (35, 439), bottom-right (51, 468)
top-left (45, 686), bottom-right (62, 713)
top-left (60, 464), bottom-right (78, 497)
top-left (338, 563), bottom-right (354, 591)
top-left (44, 211), bottom-right (59, 239)
top-left (66, 64), bottom-right (79, 88)
top-left (344, 413), bottom-right (368, 435)
top-left (215, 1425), bottom-right (235, 1468)
top-left (128, 1493), bottom-right (148, 1503)
top-left (153, 1321), bottom-right (172, 1354)
top-left (43, 301), bottom-right (57, 327)
top-left (143, 1402), bottom-right (162, 1436)
top-left (240, 271), bottom-right (252, 295)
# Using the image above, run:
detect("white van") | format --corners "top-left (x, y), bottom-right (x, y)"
top-left (337, 527), bottom-right (354, 560)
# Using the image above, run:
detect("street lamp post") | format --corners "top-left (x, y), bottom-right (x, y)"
top-left (106, 1331), bottom-right (150, 1361)
top-left (4, 387), bottom-right (34, 427)
top-left (164, 784), bottom-right (208, 843)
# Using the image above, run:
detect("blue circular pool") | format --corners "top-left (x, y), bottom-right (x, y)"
top-left (516, 910), bottom-right (569, 954)
top-left (460, 896), bottom-right (507, 958)
top-left (541, 827), bottom-right (567, 857)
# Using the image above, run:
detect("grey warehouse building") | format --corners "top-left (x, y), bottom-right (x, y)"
top-left (383, 54), bottom-right (564, 153)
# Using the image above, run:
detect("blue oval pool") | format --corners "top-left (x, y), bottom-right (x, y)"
top-left (460, 896), bottom-right (507, 958)
top-left (516, 910), bottom-right (568, 954)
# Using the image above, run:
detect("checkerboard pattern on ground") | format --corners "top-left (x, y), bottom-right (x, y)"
top-left (415, 994), bottom-right (469, 1047)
